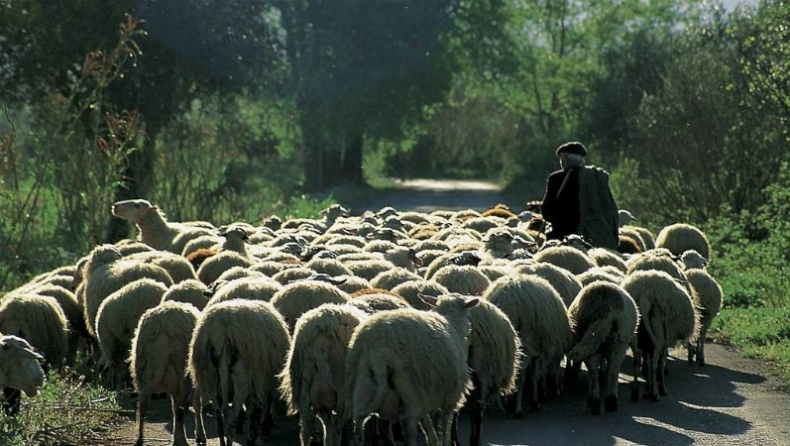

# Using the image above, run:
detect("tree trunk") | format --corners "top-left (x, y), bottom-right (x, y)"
top-left (106, 126), bottom-right (158, 243)
top-left (341, 131), bottom-right (364, 185)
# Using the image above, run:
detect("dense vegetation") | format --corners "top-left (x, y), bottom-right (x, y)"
top-left (1, 0), bottom-right (790, 429)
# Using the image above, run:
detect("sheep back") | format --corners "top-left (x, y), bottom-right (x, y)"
top-left (533, 246), bottom-right (596, 275)
top-left (655, 223), bottom-right (711, 261)
top-left (270, 280), bottom-right (351, 330)
top-left (432, 265), bottom-right (492, 297)
top-left (0, 294), bottom-right (69, 368)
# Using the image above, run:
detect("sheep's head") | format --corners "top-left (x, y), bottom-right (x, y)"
top-left (321, 204), bottom-right (350, 221)
top-left (449, 250), bottom-right (483, 267)
top-left (561, 234), bottom-right (593, 252)
top-left (618, 209), bottom-right (637, 227)
top-left (111, 199), bottom-right (156, 223)
top-left (306, 273), bottom-right (348, 286)
top-left (261, 215), bottom-right (282, 231)
top-left (680, 250), bottom-right (707, 270)
top-left (0, 335), bottom-right (45, 397)
top-left (366, 228), bottom-right (402, 243)
top-left (87, 244), bottom-right (122, 271)
top-left (218, 225), bottom-right (250, 242)
top-left (376, 206), bottom-right (398, 219)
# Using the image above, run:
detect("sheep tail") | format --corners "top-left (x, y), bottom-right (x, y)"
top-left (568, 316), bottom-right (615, 363)
top-left (638, 298), bottom-right (660, 349)
top-left (218, 341), bottom-right (232, 411)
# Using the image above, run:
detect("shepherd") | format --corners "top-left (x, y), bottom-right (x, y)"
top-left (540, 141), bottom-right (619, 250)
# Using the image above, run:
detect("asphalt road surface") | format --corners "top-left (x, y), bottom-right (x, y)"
top-left (100, 179), bottom-right (790, 446)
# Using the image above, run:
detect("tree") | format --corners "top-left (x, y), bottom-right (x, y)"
top-left (276, 0), bottom-right (517, 192)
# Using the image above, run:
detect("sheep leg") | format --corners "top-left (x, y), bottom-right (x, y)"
top-left (418, 413), bottom-right (439, 446)
top-left (468, 373), bottom-right (484, 446)
top-left (135, 394), bottom-right (147, 446)
top-left (585, 356), bottom-right (601, 415)
top-left (528, 363), bottom-right (541, 413)
top-left (630, 346), bottom-right (641, 403)
top-left (647, 348), bottom-right (660, 402)
top-left (697, 323), bottom-right (710, 366)
top-left (299, 409), bottom-right (313, 446)
top-left (657, 348), bottom-right (668, 397)
top-left (247, 402), bottom-right (266, 446)
top-left (605, 346), bottom-right (628, 413)
top-left (451, 411), bottom-right (460, 446)
top-left (507, 357), bottom-right (527, 418)
top-left (439, 408), bottom-right (455, 446)
top-left (172, 397), bottom-right (188, 446)
top-left (214, 403), bottom-right (227, 446)
top-left (193, 393), bottom-right (207, 446)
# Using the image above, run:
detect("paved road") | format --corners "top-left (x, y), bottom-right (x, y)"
top-left (101, 179), bottom-right (790, 446)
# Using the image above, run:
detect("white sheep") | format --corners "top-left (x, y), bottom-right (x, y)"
top-left (127, 250), bottom-right (198, 283)
top-left (344, 259), bottom-right (398, 281)
top-left (516, 262), bottom-right (582, 308)
top-left (0, 294), bottom-right (69, 370)
top-left (130, 301), bottom-right (204, 446)
top-left (621, 270), bottom-right (699, 402)
top-left (95, 278), bottom-right (169, 387)
top-left (337, 293), bottom-right (479, 446)
top-left (188, 299), bottom-right (291, 446)
top-left (567, 281), bottom-right (638, 414)
top-left (533, 245), bottom-right (596, 275)
top-left (684, 268), bottom-right (723, 366)
top-left (82, 244), bottom-right (174, 338)
top-left (161, 279), bottom-right (210, 310)
top-left (346, 291), bottom-right (411, 314)
top-left (680, 249), bottom-right (708, 270)
top-left (460, 299), bottom-right (522, 446)
top-left (0, 335), bottom-right (45, 411)
top-left (334, 275), bottom-right (373, 295)
top-left (432, 265), bottom-right (491, 297)
top-left (369, 268), bottom-right (423, 291)
top-left (279, 303), bottom-right (368, 446)
top-left (270, 279), bottom-right (351, 331)
top-left (111, 199), bottom-right (213, 253)
top-left (390, 280), bottom-right (451, 310)
top-left (205, 277), bottom-right (284, 307)
top-left (655, 222), bottom-right (711, 261)
top-left (576, 267), bottom-right (625, 287)
top-left (483, 274), bottom-right (573, 416)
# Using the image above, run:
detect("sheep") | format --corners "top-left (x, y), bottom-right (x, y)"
top-left (621, 270), bottom-right (699, 402)
top-left (185, 248), bottom-right (217, 272)
top-left (95, 278), bottom-right (169, 387)
top-left (577, 268), bottom-right (625, 287)
top-left (161, 279), bottom-right (210, 310)
top-left (337, 293), bottom-right (479, 446)
top-left (0, 335), bottom-right (45, 412)
top-left (347, 292), bottom-right (411, 314)
top-left (82, 244), bottom-right (174, 338)
top-left (477, 264), bottom-right (513, 282)
top-left (196, 251), bottom-right (253, 286)
top-left (369, 268), bottom-right (423, 291)
top-left (587, 247), bottom-right (627, 272)
top-left (680, 249), bottom-right (708, 270)
top-left (533, 245), bottom-right (596, 275)
top-left (279, 304), bottom-right (368, 446)
top-left (619, 226), bottom-right (647, 252)
top-left (251, 260), bottom-right (297, 277)
top-left (0, 294), bottom-right (69, 370)
top-left (115, 240), bottom-right (156, 256)
top-left (391, 280), bottom-right (451, 310)
top-left (381, 247), bottom-right (424, 272)
top-left (130, 301), bottom-right (204, 446)
top-left (516, 262), bottom-right (583, 308)
top-left (459, 299), bottom-right (522, 446)
top-left (127, 250), bottom-right (198, 283)
top-left (567, 281), bottom-right (639, 414)
top-left (112, 199), bottom-right (213, 253)
top-left (272, 267), bottom-right (316, 285)
top-left (344, 259), bottom-right (398, 281)
top-left (205, 277), bottom-right (284, 307)
top-left (181, 234), bottom-right (222, 258)
top-left (215, 266), bottom-right (266, 283)
top-left (270, 279), bottom-right (352, 331)
top-left (432, 265), bottom-right (491, 297)
top-left (655, 223), bottom-right (711, 261)
top-left (188, 299), bottom-right (291, 446)
top-left (483, 275), bottom-right (573, 416)
top-left (305, 258), bottom-right (354, 277)
top-left (331, 274), bottom-right (371, 295)
top-left (12, 283), bottom-right (86, 365)
top-left (684, 268), bottom-right (723, 366)
top-left (624, 225), bottom-right (656, 250)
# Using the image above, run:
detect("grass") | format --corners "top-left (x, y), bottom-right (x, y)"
top-left (710, 306), bottom-right (790, 385)
top-left (0, 367), bottom-right (124, 446)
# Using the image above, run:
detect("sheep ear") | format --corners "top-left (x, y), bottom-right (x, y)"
top-left (418, 293), bottom-right (438, 306)
top-left (464, 298), bottom-right (480, 308)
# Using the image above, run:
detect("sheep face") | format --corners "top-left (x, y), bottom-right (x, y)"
top-left (0, 336), bottom-right (45, 397)
top-left (111, 199), bottom-right (155, 223)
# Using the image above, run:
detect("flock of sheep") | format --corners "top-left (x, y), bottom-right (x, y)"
top-left (0, 198), bottom-right (724, 446)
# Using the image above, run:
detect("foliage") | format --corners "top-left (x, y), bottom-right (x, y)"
top-left (0, 16), bottom-right (144, 291)
top-left (0, 368), bottom-right (121, 446)
top-left (706, 162), bottom-right (790, 309)
top-left (711, 308), bottom-right (790, 384)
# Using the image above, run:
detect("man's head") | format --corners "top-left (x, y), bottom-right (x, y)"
top-left (556, 141), bottom-right (587, 169)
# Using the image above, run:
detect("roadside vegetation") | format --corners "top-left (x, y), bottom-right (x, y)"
top-left (0, 0), bottom-right (789, 442)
